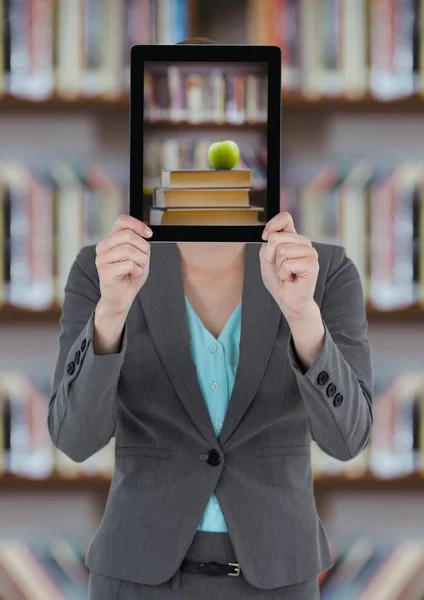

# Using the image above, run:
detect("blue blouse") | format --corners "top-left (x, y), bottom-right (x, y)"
top-left (184, 296), bottom-right (242, 532)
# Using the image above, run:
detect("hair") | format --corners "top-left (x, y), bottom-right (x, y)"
top-left (176, 37), bottom-right (217, 45)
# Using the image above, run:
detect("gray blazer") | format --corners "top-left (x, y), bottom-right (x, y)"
top-left (48, 241), bottom-right (373, 590)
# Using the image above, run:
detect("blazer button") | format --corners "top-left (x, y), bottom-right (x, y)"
top-left (74, 350), bottom-right (81, 365)
top-left (317, 371), bottom-right (329, 385)
top-left (326, 383), bottom-right (337, 397)
top-left (333, 393), bottom-right (344, 407)
top-left (207, 449), bottom-right (221, 466)
top-left (67, 361), bottom-right (75, 376)
top-left (80, 338), bottom-right (87, 352)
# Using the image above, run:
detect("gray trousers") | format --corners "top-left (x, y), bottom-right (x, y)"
top-left (88, 531), bottom-right (321, 599)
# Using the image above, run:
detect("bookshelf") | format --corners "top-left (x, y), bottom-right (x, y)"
top-left (2, 0), bottom-right (424, 597)
top-left (2, 94), bottom-right (424, 112)
top-left (1, 303), bottom-right (424, 323)
top-left (2, 473), bottom-right (424, 493)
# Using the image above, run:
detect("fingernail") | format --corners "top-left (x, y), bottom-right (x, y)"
top-left (146, 228), bottom-right (153, 236)
top-left (262, 229), bottom-right (268, 240)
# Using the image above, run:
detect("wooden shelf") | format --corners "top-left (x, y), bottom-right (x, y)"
top-left (144, 119), bottom-right (267, 128)
top-left (0, 94), bottom-right (129, 111)
top-left (0, 304), bottom-right (62, 322)
top-left (0, 303), bottom-right (423, 323)
top-left (0, 474), bottom-right (112, 492)
top-left (1, 473), bottom-right (423, 492)
top-left (1, 94), bottom-right (424, 112)
top-left (281, 93), bottom-right (424, 110)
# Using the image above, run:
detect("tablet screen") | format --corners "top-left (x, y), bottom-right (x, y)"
top-left (142, 60), bottom-right (268, 228)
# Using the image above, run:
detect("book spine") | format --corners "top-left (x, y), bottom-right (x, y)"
top-left (81, 0), bottom-right (104, 96)
top-left (56, 0), bottom-right (83, 97)
top-left (393, 177), bottom-right (415, 306)
top-left (320, 0), bottom-right (342, 95)
top-left (3, 0), bottom-right (12, 93)
top-left (10, 178), bottom-right (31, 307)
top-left (29, 0), bottom-right (54, 99)
top-left (9, 0), bottom-right (31, 97)
top-left (392, 0), bottom-right (415, 97)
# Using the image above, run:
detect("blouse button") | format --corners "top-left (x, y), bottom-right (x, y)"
top-left (211, 381), bottom-right (220, 391)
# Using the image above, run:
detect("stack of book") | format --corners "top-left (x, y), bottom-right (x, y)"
top-left (150, 168), bottom-right (266, 225)
top-left (144, 140), bottom-right (268, 191)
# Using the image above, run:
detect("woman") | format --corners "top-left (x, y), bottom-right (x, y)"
top-left (48, 44), bottom-right (373, 600)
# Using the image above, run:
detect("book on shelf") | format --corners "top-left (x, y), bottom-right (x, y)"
top-left (283, 161), bottom-right (424, 310)
top-left (1, 369), bottom-right (424, 482)
top-left (0, 0), bottom-right (189, 100)
top-left (0, 161), bottom-right (123, 310)
top-left (0, 370), bottom-right (114, 479)
top-left (1, 537), bottom-right (424, 599)
top-left (144, 64), bottom-right (268, 124)
top-left (0, 538), bottom-right (89, 600)
top-left (248, 0), bottom-right (423, 99)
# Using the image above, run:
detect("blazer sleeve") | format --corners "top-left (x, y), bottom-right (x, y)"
top-left (287, 244), bottom-right (374, 462)
top-left (47, 245), bottom-right (128, 463)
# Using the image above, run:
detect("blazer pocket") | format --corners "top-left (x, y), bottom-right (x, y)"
top-left (115, 446), bottom-right (172, 459)
top-left (255, 445), bottom-right (311, 457)
top-left (255, 446), bottom-right (312, 492)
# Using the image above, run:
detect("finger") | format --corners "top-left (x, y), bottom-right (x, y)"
top-left (262, 211), bottom-right (296, 240)
top-left (103, 260), bottom-right (144, 280)
top-left (97, 229), bottom-right (151, 255)
top-left (278, 257), bottom-right (317, 282)
top-left (108, 214), bottom-right (153, 239)
top-left (275, 244), bottom-right (317, 272)
top-left (97, 244), bottom-right (150, 269)
top-left (263, 235), bottom-right (313, 263)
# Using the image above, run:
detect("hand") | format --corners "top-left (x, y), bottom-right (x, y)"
top-left (259, 211), bottom-right (319, 321)
top-left (95, 214), bottom-right (153, 316)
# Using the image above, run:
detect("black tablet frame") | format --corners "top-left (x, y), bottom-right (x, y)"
top-left (130, 44), bottom-right (281, 242)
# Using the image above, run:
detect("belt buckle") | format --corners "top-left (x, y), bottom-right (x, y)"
top-left (228, 562), bottom-right (240, 576)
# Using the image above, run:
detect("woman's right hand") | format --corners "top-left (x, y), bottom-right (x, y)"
top-left (95, 214), bottom-right (153, 316)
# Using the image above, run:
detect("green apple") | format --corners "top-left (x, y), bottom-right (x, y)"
top-left (208, 140), bottom-right (240, 170)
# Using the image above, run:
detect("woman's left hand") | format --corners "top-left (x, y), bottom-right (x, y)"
top-left (259, 211), bottom-right (320, 322)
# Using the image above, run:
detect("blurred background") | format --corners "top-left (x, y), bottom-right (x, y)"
top-left (1, 0), bottom-right (424, 598)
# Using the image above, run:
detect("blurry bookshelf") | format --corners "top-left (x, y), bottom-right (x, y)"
top-left (1, 1), bottom-right (424, 599)
top-left (1, 369), bottom-right (424, 487)
top-left (0, 538), bottom-right (424, 600)
top-left (0, 0), bottom-right (424, 103)
top-left (1, 159), bottom-right (424, 316)
top-left (0, 0), bottom-right (190, 101)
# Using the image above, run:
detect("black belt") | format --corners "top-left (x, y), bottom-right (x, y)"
top-left (180, 561), bottom-right (241, 576)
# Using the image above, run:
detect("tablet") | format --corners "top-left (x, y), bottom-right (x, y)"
top-left (130, 44), bottom-right (281, 242)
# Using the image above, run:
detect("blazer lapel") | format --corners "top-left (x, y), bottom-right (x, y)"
top-left (217, 243), bottom-right (284, 448)
top-left (137, 242), bottom-right (284, 450)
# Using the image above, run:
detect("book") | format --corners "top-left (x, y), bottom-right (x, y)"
top-left (154, 187), bottom-right (251, 208)
top-left (149, 205), bottom-right (264, 225)
top-left (161, 169), bottom-right (253, 189)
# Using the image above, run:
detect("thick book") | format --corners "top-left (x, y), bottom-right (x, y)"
top-left (149, 205), bottom-right (264, 225)
top-left (160, 169), bottom-right (253, 189)
top-left (154, 187), bottom-right (251, 208)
